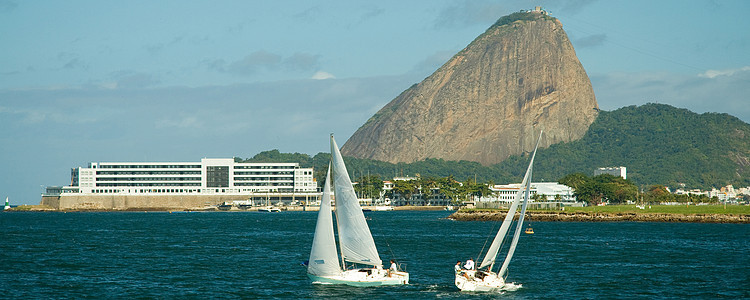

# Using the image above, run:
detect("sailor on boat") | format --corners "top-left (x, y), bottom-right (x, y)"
top-left (464, 258), bottom-right (475, 270)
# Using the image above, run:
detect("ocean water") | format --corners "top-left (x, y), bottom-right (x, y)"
top-left (1, 211), bottom-right (747, 299)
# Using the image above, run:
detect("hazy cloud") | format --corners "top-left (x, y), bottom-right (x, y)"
top-left (410, 50), bottom-right (455, 76)
top-left (576, 33), bottom-right (607, 48)
top-left (360, 5), bottom-right (384, 20)
top-left (227, 51), bottom-right (282, 75)
top-left (0, 0), bottom-right (17, 13)
top-left (109, 70), bottom-right (161, 89)
top-left (56, 52), bottom-right (89, 70)
top-left (156, 115), bottom-right (203, 129)
top-left (283, 53), bottom-right (321, 71)
top-left (208, 51), bottom-right (321, 76)
top-left (145, 36), bottom-right (185, 56)
top-left (63, 58), bottom-right (88, 70)
top-left (433, 0), bottom-right (508, 29)
top-left (294, 6), bottom-right (322, 23)
top-left (553, 0), bottom-right (598, 15)
top-left (592, 69), bottom-right (750, 123)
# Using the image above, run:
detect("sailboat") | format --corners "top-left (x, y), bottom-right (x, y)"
top-left (306, 135), bottom-right (409, 286)
top-left (3, 197), bottom-right (9, 210)
top-left (455, 131), bottom-right (542, 292)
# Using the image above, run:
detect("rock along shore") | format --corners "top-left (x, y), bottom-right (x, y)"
top-left (448, 210), bottom-right (750, 224)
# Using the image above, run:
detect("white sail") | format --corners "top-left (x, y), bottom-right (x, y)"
top-left (308, 167), bottom-right (342, 276)
top-left (478, 165), bottom-right (531, 269)
top-left (479, 131), bottom-right (542, 270)
top-left (330, 135), bottom-right (382, 267)
top-left (497, 160), bottom-right (534, 277)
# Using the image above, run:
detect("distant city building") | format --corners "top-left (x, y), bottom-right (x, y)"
top-left (47, 158), bottom-right (318, 205)
top-left (594, 166), bottom-right (627, 179)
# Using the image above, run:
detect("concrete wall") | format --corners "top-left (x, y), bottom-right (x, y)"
top-left (42, 195), bottom-right (250, 210)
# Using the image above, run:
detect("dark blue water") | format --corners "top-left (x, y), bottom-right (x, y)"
top-left (1, 211), bottom-right (748, 299)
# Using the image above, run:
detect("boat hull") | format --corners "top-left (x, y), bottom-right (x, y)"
top-left (455, 270), bottom-right (507, 292)
top-left (308, 269), bottom-right (409, 287)
top-left (258, 206), bottom-right (281, 212)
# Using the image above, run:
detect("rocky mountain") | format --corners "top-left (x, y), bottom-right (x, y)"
top-left (341, 11), bottom-right (599, 165)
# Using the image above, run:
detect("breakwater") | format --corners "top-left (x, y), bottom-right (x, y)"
top-left (448, 210), bottom-right (750, 224)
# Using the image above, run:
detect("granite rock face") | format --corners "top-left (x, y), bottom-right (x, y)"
top-left (341, 12), bottom-right (599, 165)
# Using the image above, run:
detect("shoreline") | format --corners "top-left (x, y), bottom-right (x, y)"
top-left (4, 205), bottom-right (450, 213)
top-left (447, 210), bottom-right (750, 224)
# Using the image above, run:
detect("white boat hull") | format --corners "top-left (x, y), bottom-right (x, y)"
top-left (258, 206), bottom-right (280, 212)
top-left (309, 268), bottom-right (409, 287)
top-left (455, 270), bottom-right (510, 292)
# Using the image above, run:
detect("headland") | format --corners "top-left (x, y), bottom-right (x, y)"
top-left (448, 206), bottom-right (750, 224)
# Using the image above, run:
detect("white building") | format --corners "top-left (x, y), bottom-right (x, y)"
top-left (486, 182), bottom-right (577, 204)
top-left (57, 158), bottom-right (317, 199)
top-left (594, 166), bottom-right (627, 179)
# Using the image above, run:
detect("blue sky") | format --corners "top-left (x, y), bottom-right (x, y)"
top-left (2, 0), bottom-right (749, 205)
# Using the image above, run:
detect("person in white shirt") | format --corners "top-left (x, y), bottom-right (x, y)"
top-left (388, 259), bottom-right (398, 277)
top-left (464, 258), bottom-right (475, 270)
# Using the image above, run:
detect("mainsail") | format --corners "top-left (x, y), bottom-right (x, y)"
top-left (478, 131), bottom-right (542, 271)
top-left (497, 154), bottom-right (534, 277)
top-left (330, 135), bottom-right (382, 267)
top-left (307, 167), bottom-right (342, 276)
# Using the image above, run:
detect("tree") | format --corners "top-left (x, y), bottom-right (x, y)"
top-left (559, 173), bottom-right (589, 191)
top-left (392, 180), bottom-right (415, 200)
top-left (353, 175), bottom-right (383, 199)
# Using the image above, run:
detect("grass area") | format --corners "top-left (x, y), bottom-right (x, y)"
top-left (558, 204), bottom-right (750, 215)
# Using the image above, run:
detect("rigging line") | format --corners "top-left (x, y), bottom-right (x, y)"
top-left (476, 209), bottom-right (502, 265)
top-left (366, 211), bottom-right (399, 264)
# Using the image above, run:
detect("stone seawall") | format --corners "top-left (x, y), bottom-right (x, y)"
top-left (41, 195), bottom-right (250, 211)
top-left (448, 210), bottom-right (750, 224)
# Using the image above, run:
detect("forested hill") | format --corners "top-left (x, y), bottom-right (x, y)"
top-left (239, 104), bottom-right (750, 190)
top-left (501, 103), bottom-right (750, 190)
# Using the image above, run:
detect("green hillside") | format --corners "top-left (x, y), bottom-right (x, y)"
top-left (508, 103), bottom-right (750, 190)
top-left (239, 104), bottom-right (750, 190)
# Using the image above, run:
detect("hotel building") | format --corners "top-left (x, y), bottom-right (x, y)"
top-left (43, 158), bottom-right (319, 210)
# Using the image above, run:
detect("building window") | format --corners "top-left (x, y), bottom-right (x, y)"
top-left (207, 166), bottom-right (229, 187)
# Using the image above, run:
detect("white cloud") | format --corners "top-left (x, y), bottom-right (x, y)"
top-left (311, 71), bottom-right (335, 80)
top-left (698, 66), bottom-right (750, 79)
